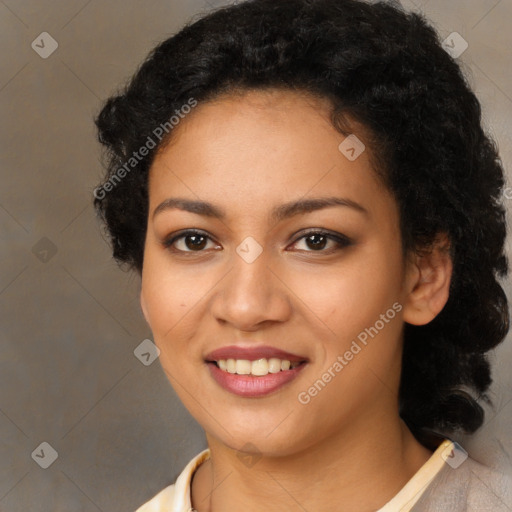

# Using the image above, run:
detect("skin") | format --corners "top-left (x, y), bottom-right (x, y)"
top-left (140, 88), bottom-right (453, 512)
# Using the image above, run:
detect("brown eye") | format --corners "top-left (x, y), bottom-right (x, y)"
top-left (291, 230), bottom-right (353, 253)
top-left (163, 230), bottom-right (218, 252)
top-left (303, 233), bottom-right (329, 250)
top-left (181, 233), bottom-right (208, 251)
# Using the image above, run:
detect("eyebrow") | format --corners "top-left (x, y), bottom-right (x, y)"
top-left (152, 196), bottom-right (369, 222)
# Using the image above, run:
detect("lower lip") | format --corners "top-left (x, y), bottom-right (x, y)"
top-left (206, 362), bottom-right (307, 397)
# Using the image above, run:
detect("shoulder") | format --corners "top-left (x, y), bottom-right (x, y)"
top-left (413, 447), bottom-right (512, 511)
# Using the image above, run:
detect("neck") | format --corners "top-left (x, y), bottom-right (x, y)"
top-left (191, 415), bottom-right (433, 512)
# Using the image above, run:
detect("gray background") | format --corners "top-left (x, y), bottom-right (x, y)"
top-left (1, 0), bottom-right (511, 510)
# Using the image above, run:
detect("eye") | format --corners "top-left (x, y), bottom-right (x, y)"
top-left (290, 229), bottom-right (353, 253)
top-left (163, 229), bottom-right (220, 253)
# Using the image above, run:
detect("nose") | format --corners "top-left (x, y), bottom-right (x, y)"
top-left (209, 246), bottom-right (292, 332)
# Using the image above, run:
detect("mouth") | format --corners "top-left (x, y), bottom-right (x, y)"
top-left (204, 344), bottom-right (309, 376)
top-left (204, 345), bottom-right (309, 397)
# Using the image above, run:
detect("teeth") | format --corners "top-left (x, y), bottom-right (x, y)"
top-left (227, 359), bottom-right (236, 373)
top-left (268, 358), bottom-right (282, 373)
top-left (215, 358), bottom-right (302, 376)
top-left (236, 359), bottom-right (251, 375)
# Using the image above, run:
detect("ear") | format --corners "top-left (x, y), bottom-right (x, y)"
top-left (402, 232), bottom-right (453, 326)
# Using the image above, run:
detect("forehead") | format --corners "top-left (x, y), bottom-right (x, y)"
top-left (147, 88), bottom-right (393, 220)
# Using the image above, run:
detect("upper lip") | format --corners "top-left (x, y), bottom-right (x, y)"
top-left (205, 345), bottom-right (308, 362)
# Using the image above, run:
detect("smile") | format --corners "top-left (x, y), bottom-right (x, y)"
top-left (204, 345), bottom-right (309, 397)
top-left (206, 359), bottom-right (308, 397)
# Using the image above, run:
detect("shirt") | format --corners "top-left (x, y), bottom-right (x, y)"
top-left (134, 439), bottom-right (512, 511)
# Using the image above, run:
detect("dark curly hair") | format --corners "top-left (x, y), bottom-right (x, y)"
top-left (93, 0), bottom-right (510, 450)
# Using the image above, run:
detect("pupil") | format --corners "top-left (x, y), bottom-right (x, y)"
top-left (307, 234), bottom-right (327, 250)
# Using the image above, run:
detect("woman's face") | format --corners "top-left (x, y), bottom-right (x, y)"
top-left (141, 88), bottom-right (415, 456)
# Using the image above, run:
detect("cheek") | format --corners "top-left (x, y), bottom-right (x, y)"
top-left (140, 251), bottom-right (212, 351)
top-left (293, 251), bottom-right (403, 338)
top-left (295, 260), bottom-right (404, 417)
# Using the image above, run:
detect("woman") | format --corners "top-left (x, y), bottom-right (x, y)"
top-left (93, 0), bottom-right (511, 510)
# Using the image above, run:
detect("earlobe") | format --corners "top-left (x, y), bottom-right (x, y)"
top-left (402, 232), bottom-right (453, 326)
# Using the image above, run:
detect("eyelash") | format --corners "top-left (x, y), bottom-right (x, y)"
top-left (162, 228), bottom-right (353, 254)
